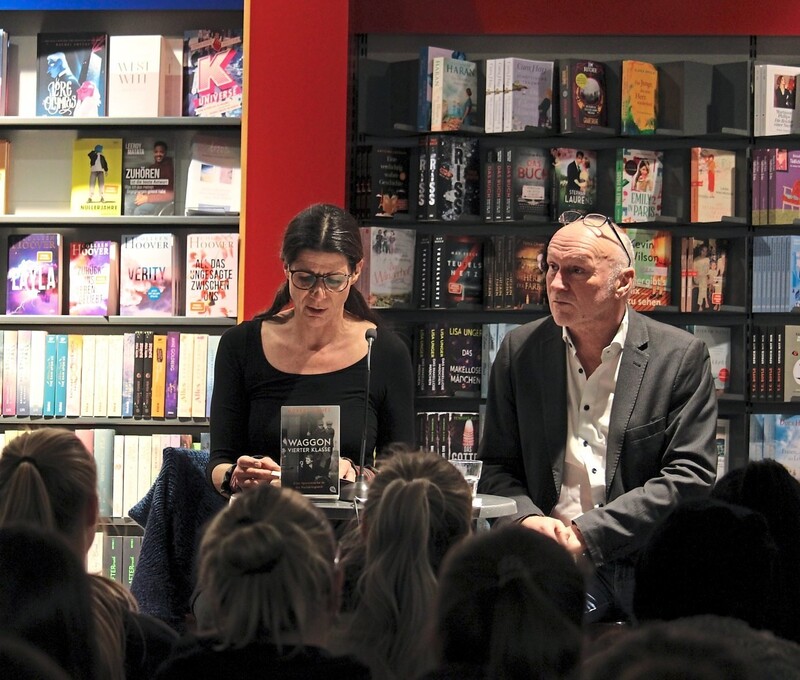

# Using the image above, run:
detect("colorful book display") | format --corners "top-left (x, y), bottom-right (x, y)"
top-left (184, 232), bottom-right (239, 317)
top-left (6, 233), bottom-right (62, 315)
top-left (119, 233), bottom-right (178, 317)
top-left (68, 240), bottom-right (119, 316)
top-left (183, 29), bottom-right (244, 117)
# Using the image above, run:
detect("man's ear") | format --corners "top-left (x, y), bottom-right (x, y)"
top-left (617, 267), bottom-right (635, 298)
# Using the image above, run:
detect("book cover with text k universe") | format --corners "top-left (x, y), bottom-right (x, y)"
top-left (183, 29), bottom-right (243, 117)
top-left (7, 233), bottom-right (62, 315)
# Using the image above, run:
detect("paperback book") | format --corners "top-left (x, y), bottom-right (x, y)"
top-left (357, 226), bottom-right (416, 308)
top-left (768, 148), bottom-right (800, 224)
top-left (280, 405), bottom-right (340, 499)
top-left (502, 58), bottom-right (554, 132)
top-left (620, 60), bottom-right (658, 134)
top-left (434, 135), bottom-right (480, 220)
top-left (183, 29), bottom-right (244, 117)
top-left (614, 148), bottom-right (663, 223)
top-left (6, 233), bottom-right (62, 315)
top-left (119, 233), bottom-right (178, 317)
top-left (430, 56), bottom-right (478, 132)
top-left (688, 324), bottom-right (731, 395)
top-left (754, 64), bottom-right (800, 136)
top-left (36, 33), bottom-right (107, 117)
top-left (690, 147), bottom-right (736, 222)
top-left (431, 234), bottom-right (484, 309)
top-left (560, 59), bottom-right (608, 132)
top-left (510, 236), bottom-right (548, 308)
top-left (551, 148), bottom-right (598, 215)
top-left (68, 240), bottom-right (119, 316)
top-left (509, 146), bottom-right (551, 219)
top-left (123, 137), bottom-right (176, 216)
top-left (444, 324), bottom-right (482, 396)
top-left (184, 133), bottom-right (241, 215)
top-left (417, 46), bottom-right (466, 131)
top-left (352, 145), bottom-right (410, 219)
top-left (681, 237), bottom-right (729, 313)
top-left (625, 228), bottom-right (671, 310)
top-left (184, 232), bottom-right (239, 317)
top-left (70, 137), bottom-right (123, 216)
top-left (750, 414), bottom-right (800, 479)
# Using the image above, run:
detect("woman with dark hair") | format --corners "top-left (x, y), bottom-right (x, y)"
top-left (207, 203), bottom-right (415, 496)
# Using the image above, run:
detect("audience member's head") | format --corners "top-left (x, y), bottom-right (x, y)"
top-left (712, 459), bottom-right (800, 642)
top-left (0, 526), bottom-right (98, 679)
top-left (582, 619), bottom-right (758, 680)
top-left (633, 497), bottom-right (778, 630)
top-left (0, 636), bottom-right (72, 680)
top-left (197, 483), bottom-right (339, 650)
top-left (432, 524), bottom-right (584, 680)
top-left (336, 448), bottom-right (473, 679)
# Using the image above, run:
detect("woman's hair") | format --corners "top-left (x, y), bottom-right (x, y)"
top-left (197, 483), bottom-right (338, 650)
top-left (0, 428), bottom-right (131, 680)
top-left (0, 428), bottom-right (97, 540)
top-left (0, 526), bottom-right (99, 679)
top-left (256, 203), bottom-right (380, 324)
top-left (339, 448), bottom-right (473, 679)
top-left (0, 635), bottom-right (72, 680)
top-left (434, 524), bottom-right (584, 680)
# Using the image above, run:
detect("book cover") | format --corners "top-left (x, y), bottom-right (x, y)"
top-left (119, 233), bottom-right (178, 317)
top-left (183, 29), bottom-right (243, 117)
top-left (758, 414), bottom-right (800, 479)
top-left (447, 412), bottom-right (481, 459)
top-left (123, 137), bottom-right (176, 216)
top-left (688, 325), bottom-right (731, 395)
top-left (690, 148), bottom-right (736, 222)
top-left (784, 325), bottom-right (800, 402)
top-left (625, 228), bottom-right (672, 310)
top-left (369, 146), bottom-right (410, 218)
top-left (551, 148), bottom-right (598, 215)
top-left (357, 226), bottom-right (416, 308)
top-left (184, 133), bottom-right (241, 215)
top-left (417, 46), bottom-right (466, 131)
top-left (6, 233), bottom-right (62, 315)
top-left (108, 35), bottom-right (177, 117)
top-left (165, 331), bottom-right (180, 418)
top-left (560, 59), bottom-right (608, 132)
top-left (1, 330), bottom-right (16, 416)
top-left (502, 58), bottom-right (554, 132)
top-left (280, 404), bottom-right (340, 499)
top-left (43, 333), bottom-right (57, 417)
top-left (510, 236), bottom-right (548, 308)
top-left (430, 57), bottom-right (478, 132)
top-left (682, 238), bottom-right (730, 312)
top-left (151, 334), bottom-right (167, 418)
top-left (755, 64), bottom-right (800, 136)
top-left (431, 234), bottom-right (484, 309)
top-left (121, 332), bottom-right (135, 418)
top-left (0, 139), bottom-right (9, 215)
top-left (614, 148), bottom-right (664, 223)
top-left (185, 232), bottom-right (239, 317)
top-left (621, 60), bottom-right (658, 134)
top-left (70, 137), bottom-right (123, 216)
top-left (36, 33), bottom-right (107, 117)
top-left (768, 148), bottom-right (800, 224)
top-left (434, 135), bottom-right (480, 221)
top-left (444, 324), bottom-right (482, 396)
top-left (509, 146), bottom-right (551, 219)
top-left (68, 240), bottom-right (119, 316)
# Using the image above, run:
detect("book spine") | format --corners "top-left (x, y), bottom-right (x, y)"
top-left (93, 335), bottom-right (109, 417)
top-left (142, 331), bottom-right (154, 418)
top-left (425, 135), bottom-right (440, 220)
top-left (493, 58), bottom-right (504, 134)
top-left (483, 146), bottom-right (495, 222)
top-left (177, 333), bottom-right (195, 418)
top-left (151, 334), bottom-right (168, 418)
top-left (121, 332), bottom-right (136, 418)
top-left (122, 434), bottom-right (139, 517)
top-left (416, 137), bottom-right (428, 220)
top-left (614, 149), bottom-right (625, 223)
top-left (415, 233), bottom-right (431, 308)
top-left (191, 333), bottom-right (208, 418)
top-left (206, 335), bottom-right (221, 419)
top-left (112, 434), bottom-right (125, 517)
top-left (430, 56), bottom-right (445, 131)
top-left (137, 434), bottom-right (153, 503)
top-left (15, 329), bottom-right (31, 416)
top-left (43, 333), bottom-right (57, 417)
top-left (165, 331), bottom-right (180, 418)
top-left (28, 330), bottom-right (47, 417)
top-left (431, 234), bottom-right (446, 308)
top-left (2, 330), bottom-right (17, 416)
top-left (107, 335), bottom-right (124, 418)
top-left (54, 334), bottom-right (68, 416)
top-left (503, 146), bottom-right (512, 221)
top-left (94, 428), bottom-right (115, 518)
top-left (133, 331), bottom-right (145, 419)
top-left (484, 58), bottom-right (495, 134)
top-left (79, 335), bottom-right (96, 417)
top-left (66, 334), bottom-right (83, 417)
top-left (560, 62), bottom-right (572, 133)
top-left (104, 535), bottom-right (123, 584)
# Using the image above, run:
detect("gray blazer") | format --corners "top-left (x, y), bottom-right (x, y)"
top-left (478, 309), bottom-right (718, 567)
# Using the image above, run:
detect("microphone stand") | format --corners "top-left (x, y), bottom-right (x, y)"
top-left (341, 328), bottom-right (377, 506)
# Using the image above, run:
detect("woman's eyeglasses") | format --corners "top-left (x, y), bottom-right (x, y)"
top-left (288, 269), bottom-right (352, 292)
top-left (558, 210), bottom-right (632, 267)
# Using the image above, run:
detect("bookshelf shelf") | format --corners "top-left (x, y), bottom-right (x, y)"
top-left (0, 117), bottom-right (241, 129)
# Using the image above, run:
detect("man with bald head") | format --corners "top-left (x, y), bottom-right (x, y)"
top-left (478, 212), bottom-right (718, 622)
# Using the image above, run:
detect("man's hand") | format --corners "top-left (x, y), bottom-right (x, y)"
top-left (520, 516), bottom-right (587, 555)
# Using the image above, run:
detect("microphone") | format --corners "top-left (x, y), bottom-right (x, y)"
top-left (341, 327), bottom-right (377, 503)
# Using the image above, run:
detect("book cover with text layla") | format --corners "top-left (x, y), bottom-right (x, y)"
top-left (71, 138), bottom-right (122, 216)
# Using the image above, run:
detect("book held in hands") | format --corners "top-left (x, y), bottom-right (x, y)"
top-left (280, 405), bottom-right (340, 499)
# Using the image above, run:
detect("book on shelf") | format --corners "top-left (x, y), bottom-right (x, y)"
top-left (280, 404), bottom-right (340, 499)
top-left (687, 324), bottom-right (731, 396)
top-left (416, 411), bottom-right (481, 459)
top-left (417, 46), bottom-right (466, 131)
top-left (43, 334), bottom-right (57, 417)
top-left (183, 29), bottom-right (243, 117)
top-left (0, 139), bottom-right (8, 215)
top-left (68, 240), bottom-right (119, 316)
top-left (620, 60), bottom-right (658, 134)
top-left (750, 414), bottom-right (800, 480)
top-left (15, 329), bottom-right (31, 417)
top-left (433, 135), bottom-right (480, 221)
top-left (510, 235), bottom-right (548, 308)
top-left (444, 324), bottom-right (482, 397)
top-left (430, 56), bottom-right (478, 132)
top-left (715, 418), bottom-right (730, 480)
top-left (356, 226), bottom-right (416, 309)
top-left (184, 133), bottom-right (241, 216)
top-left (480, 323), bottom-right (521, 399)
top-left (784, 325), bottom-right (800, 402)
top-left (191, 333), bottom-right (208, 418)
top-left (754, 64), bottom-right (800, 136)
top-left (36, 32), bottom-right (107, 117)
top-left (690, 148), bottom-right (736, 222)
top-left (185, 232), bottom-right (239, 317)
top-left (165, 331), bottom-right (180, 418)
top-left (431, 234), bottom-right (484, 309)
top-left (108, 35), bottom-right (181, 117)
top-left (765, 148), bottom-right (800, 225)
top-left (150, 334), bottom-right (168, 419)
top-left (508, 146), bottom-right (551, 220)
top-left (614, 149), bottom-right (663, 223)
top-left (560, 59), bottom-right (608, 132)
top-left (680, 237), bottom-right (730, 313)
top-left (352, 145), bottom-right (410, 219)
top-left (0, 29), bottom-right (7, 115)
top-left (502, 58), bottom-right (554, 132)
top-left (6, 233), bottom-right (62, 316)
top-left (79, 334), bottom-right (96, 417)
top-left (751, 235), bottom-right (800, 313)
top-left (122, 136), bottom-right (176, 216)
top-left (177, 332), bottom-right (194, 418)
top-left (93, 335), bottom-right (109, 417)
top-left (70, 137), bottom-right (123, 216)
top-left (625, 228), bottom-right (671, 310)
top-left (551, 148), bottom-right (598, 215)
top-left (2, 330), bottom-right (16, 416)
top-left (119, 233), bottom-right (179, 317)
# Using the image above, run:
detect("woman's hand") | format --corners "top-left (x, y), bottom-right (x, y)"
top-left (231, 455), bottom-right (281, 491)
top-left (339, 458), bottom-right (357, 482)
